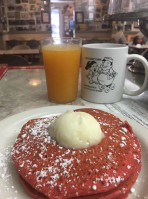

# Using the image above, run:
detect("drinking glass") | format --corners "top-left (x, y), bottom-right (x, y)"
top-left (41, 37), bottom-right (82, 103)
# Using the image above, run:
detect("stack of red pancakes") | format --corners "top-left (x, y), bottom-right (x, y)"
top-left (11, 108), bottom-right (141, 199)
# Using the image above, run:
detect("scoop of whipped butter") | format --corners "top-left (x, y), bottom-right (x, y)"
top-left (48, 111), bottom-right (104, 149)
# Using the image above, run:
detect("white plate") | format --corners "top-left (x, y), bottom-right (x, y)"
top-left (0, 105), bottom-right (148, 199)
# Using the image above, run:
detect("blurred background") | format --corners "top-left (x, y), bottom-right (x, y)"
top-left (0, 0), bottom-right (148, 66)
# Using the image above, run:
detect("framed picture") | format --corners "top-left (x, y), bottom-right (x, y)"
top-left (16, 5), bottom-right (23, 11)
top-left (30, 4), bottom-right (36, 11)
top-left (15, 12), bottom-right (20, 19)
top-left (20, 12), bottom-right (28, 19)
top-left (41, 11), bottom-right (50, 24)
top-left (22, 4), bottom-right (28, 12)
top-left (29, 12), bottom-right (35, 19)
top-left (7, 12), bottom-right (15, 18)
top-left (75, 11), bottom-right (84, 24)
top-left (9, 20), bottom-right (16, 25)
top-left (8, 5), bottom-right (15, 11)
top-left (29, 19), bottom-right (35, 25)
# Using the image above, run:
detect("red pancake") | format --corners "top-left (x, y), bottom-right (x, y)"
top-left (11, 108), bottom-right (141, 199)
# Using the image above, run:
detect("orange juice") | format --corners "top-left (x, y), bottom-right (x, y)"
top-left (42, 44), bottom-right (81, 103)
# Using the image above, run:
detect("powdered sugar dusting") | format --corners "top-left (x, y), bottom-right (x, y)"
top-left (0, 146), bottom-right (19, 198)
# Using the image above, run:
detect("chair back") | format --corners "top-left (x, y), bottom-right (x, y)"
top-left (0, 55), bottom-right (29, 66)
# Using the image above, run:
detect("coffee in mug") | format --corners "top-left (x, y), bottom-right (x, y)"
top-left (81, 43), bottom-right (148, 103)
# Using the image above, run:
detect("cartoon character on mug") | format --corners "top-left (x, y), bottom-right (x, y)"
top-left (85, 61), bottom-right (99, 84)
top-left (97, 57), bottom-right (117, 92)
top-left (85, 57), bottom-right (117, 93)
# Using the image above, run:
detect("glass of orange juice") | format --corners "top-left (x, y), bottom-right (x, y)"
top-left (41, 37), bottom-right (82, 103)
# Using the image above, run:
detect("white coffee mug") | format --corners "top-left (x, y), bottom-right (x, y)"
top-left (81, 43), bottom-right (148, 103)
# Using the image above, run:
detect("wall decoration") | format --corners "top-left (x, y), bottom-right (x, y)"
top-left (8, 5), bottom-right (15, 11)
top-left (29, 19), bottom-right (35, 25)
top-left (4, 0), bottom-right (51, 32)
top-left (7, 12), bottom-right (15, 18)
top-left (30, 4), bottom-right (36, 11)
top-left (20, 12), bottom-right (28, 19)
top-left (15, 12), bottom-right (20, 19)
top-left (9, 20), bottom-right (16, 25)
top-left (29, 12), bottom-right (35, 18)
top-left (22, 4), bottom-right (28, 12)
top-left (41, 11), bottom-right (50, 24)
top-left (75, 11), bottom-right (84, 24)
top-left (16, 5), bottom-right (23, 11)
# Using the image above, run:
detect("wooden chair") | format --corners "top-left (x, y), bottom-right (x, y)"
top-left (0, 55), bottom-right (29, 66)
top-left (26, 40), bottom-right (40, 49)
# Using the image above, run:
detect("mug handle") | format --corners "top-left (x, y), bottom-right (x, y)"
top-left (124, 54), bottom-right (148, 96)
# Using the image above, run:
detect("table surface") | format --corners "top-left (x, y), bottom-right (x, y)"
top-left (0, 66), bottom-right (148, 128)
